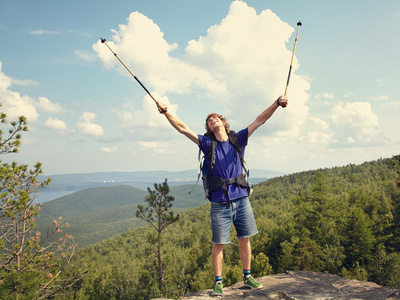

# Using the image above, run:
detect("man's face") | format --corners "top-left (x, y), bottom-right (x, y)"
top-left (207, 115), bottom-right (222, 132)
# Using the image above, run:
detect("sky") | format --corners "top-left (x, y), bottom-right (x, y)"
top-left (0, 0), bottom-right (399, 176)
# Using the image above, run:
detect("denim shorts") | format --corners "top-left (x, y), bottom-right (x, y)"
top-left (210, 197), bottom-right (258, 244)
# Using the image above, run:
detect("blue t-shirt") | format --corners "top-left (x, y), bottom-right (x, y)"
top-left (198, 128), bottom-right (249, 202)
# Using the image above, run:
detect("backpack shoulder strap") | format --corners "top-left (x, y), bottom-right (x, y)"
top-left (188, 134), bottom-right (215, 196)
top-left (228, 130), bottom-right (242, 163)
top-left (204, 134), bottom-right (217, 200)
top-left (205, 133), bottom-right (217, 170)
top-left (209, 138), bottom-right (217, 170)
top-left (228, 130), bottom-right (250, 178)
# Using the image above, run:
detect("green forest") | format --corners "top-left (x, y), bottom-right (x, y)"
top-left (53, 155), bottom-right (400, 299)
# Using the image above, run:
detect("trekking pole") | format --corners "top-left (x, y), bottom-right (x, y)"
top-left (100, 38), bottom-right (165, 112)
top-left (283, 21), bottom-right (302, 102)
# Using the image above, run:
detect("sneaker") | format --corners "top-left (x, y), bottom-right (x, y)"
top-left (244, 275), bottom-right (263, 289)
top-left (212, 281), bottom-right (223, 296)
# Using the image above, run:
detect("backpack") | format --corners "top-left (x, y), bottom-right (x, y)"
top-left (190, 130), bottom-right (253, 208)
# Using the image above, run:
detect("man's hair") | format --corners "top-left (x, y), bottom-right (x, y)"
top-left (205, 113), bottom-right (230, 136)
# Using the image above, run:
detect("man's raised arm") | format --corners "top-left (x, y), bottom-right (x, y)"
top-left (247, 95), bottom-right (288, 138)
top-left (158, 103), bottom-right (199, 145)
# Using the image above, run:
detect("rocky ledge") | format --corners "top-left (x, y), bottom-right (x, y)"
top-left (177, 270), bottom-right (400, 300)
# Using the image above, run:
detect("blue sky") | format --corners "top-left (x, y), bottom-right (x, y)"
top-left (0, 0), bottom-right (399, 176)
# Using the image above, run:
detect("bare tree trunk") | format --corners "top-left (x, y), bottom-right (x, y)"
top-left (158, 232), bottom-right (163, 291)
top-left (158, 219), bottom-right (163, 290)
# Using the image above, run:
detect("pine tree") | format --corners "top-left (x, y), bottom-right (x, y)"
top-left (0, 106), bottom-right (89, 299)
top-left (345, 206), bottom-right (376, 266)
top-left (136, 179), bottom-right (179, 295)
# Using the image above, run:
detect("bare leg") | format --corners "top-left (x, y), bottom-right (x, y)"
top-left (212, 243), bottom-right (224, 277)
top-left (238, 237), bottom-right (251, 270)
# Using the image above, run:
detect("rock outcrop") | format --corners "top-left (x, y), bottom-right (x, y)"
top-left (177, 270), bottom-right (400, 300)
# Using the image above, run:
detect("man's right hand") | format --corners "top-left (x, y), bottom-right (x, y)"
top-left (157, 102), bottom-right (167, 114)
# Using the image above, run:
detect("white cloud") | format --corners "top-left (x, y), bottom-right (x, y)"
top-left (0, 61), bottom-right (12, 90)
top-left (67, 30), bottom-right (90, 37)
top-left (300, 131), bottom-right (334, 145)
top-left (74, 50), bottom-right (97, 62)
top-left (382, 100), bottom-right (400, 108)
top-left (137, 141), bottom-right (166, 154)
top-left (0, 64), bottom-right (66, 126)
top-left (11, 78), bottom-right (41, 87)
top-left (119, 110), bottom-right (134, 124)
top-left (347, 137), bottom-right (355, 144)
top-left (45, 117), bottom-right (67, 130)
top-left (367, 95), bottom-right (389, 101)
top-left (37, 97), bottom-right (64, 113)
top-left (94, 12), bottom-right (206, 96)
top-left (0, 62), bottom-right (39, 121)
top-left (29, 29), bottom-right (60, 35)
top-left (315, 93), bottom-right (334, 100)
top-left (100, 146), bottom-right (118, 153)
top-left (0, 63), bottom-right (64, 124)
top-left (329, 102), bottom-right (384, 147)
top-left (184, 0), bottom-right (310, 129)
top-left (131, 93), bottom-right (174, 129)
top-left (114, 93), bottom-right (176, 138)
top-left (309, 117), bottom-right (329, 130)
top-left (0, 62), bottom-right (40, 88)
top-left (77, 112), bottom-right (104, 136)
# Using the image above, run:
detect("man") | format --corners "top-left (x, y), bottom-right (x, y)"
top-left (157, 95), bottom-right (288, 296)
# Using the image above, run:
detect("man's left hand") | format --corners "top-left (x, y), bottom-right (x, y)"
top-left (278, 96), bottom-right (288, 108)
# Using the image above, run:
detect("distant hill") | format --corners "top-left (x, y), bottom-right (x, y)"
top-left (37, 185), bottom-right (147, 218)
top-left (37, 169), bottom-right (284, 202)
top-left (36, 183), bottom-right (207, 248)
